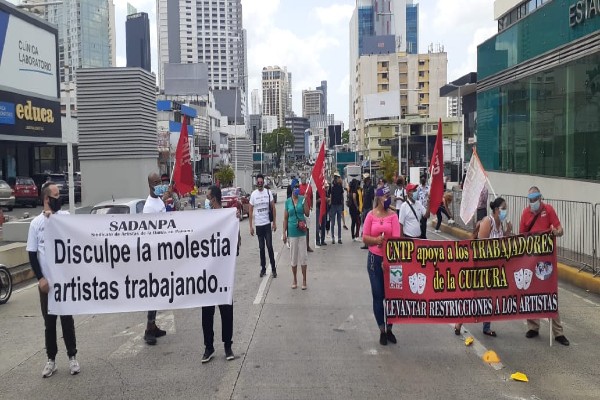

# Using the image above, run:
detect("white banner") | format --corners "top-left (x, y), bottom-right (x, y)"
top-left (44, 209), bottom-right (239, 315)
top-left (459, 152), bottom-right (487, 224)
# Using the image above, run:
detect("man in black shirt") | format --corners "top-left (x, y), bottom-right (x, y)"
top-left (360, 174), bottom-right (374, 249)
top-left (329, 173), bottom-right (345, 244)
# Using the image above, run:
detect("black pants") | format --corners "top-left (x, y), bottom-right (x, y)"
top-left (350, 206), bottom-right (361, 239)
top-left (315, 210), bottom-right (327, 244)
top-left (202, 304), bottom-right (233, 350)
top-left (256, 224), bottom-right (276, 271)
top-left (436, 206), bottom-right (451, 230)
top-left (39, 289), bottom-right (77, 359)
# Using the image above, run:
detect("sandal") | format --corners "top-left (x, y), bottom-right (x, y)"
top-left (291, 284), bottom-right (297, 289)
top-left (483, 330), bottom-right (497, 337)
top-left (301, 285), bottom-right (307, 290)
top-left (454, 324), bottom-right (461, 335)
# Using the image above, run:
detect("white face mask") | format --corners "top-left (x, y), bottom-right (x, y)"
top-left (204, 198), bottom-right (211, 209)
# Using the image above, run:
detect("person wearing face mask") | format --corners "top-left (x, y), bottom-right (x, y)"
top-left (454, 196), bottom-right (511, 337)
top-left (362, 185), bottom-right (399, 345)
top-left (249, 174), bottom-right (277, 278)
top-left (27, 182), bottom-right (80, 378)
top-left (201, 185), bottom-right (236, 363)
top-left (399, 183), bottom-right (430, 239)
top-left (141, 172), bottom-right (168, 345)
top-left (519, 186), bottom-right (569, 346)
top-left (283, 181), bottom-right (310, 289)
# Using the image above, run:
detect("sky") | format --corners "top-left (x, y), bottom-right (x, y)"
top-left (14, 0), bottom-right (498, 127)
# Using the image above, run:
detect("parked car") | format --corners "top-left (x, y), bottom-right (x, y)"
top-left (32, 173), bottom-right (80, 204)
top-left (8, 177), bottom-right (38, 207)
top-left (221, 187), bottom-right (250, 220)
top-left (0, 180), bottom-right (15, 211)
top-left (90, 198), bottom-right (146, 214)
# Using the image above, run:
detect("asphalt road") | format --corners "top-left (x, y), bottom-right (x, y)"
top-left (1, 190), bottom-right (599, 399)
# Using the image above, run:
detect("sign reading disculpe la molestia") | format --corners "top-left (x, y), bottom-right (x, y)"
top-left (569, 0), bottom-right (600, 27)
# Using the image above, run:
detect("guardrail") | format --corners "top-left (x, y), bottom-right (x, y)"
top-left (447, 188), bottom-right (600, 275)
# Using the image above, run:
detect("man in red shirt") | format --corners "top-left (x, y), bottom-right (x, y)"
top-left (519, 186), bottom-right (569, 346)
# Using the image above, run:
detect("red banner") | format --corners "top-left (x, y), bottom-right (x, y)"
top-left (173, 115), bottom-right (195, 195)
top-left (383, 233), bottom-right (558, 324)
top-left (428, 118), bottom-right (444, 214)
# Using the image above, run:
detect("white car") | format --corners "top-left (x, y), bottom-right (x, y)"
top-left (90, 198), bottom-right (146, 214)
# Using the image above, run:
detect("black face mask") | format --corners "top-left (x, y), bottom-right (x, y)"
top-left (48, 196), bottom-right (62, 212)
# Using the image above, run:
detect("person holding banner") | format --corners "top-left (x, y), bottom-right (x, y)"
top-left (27, 182), bottom-right (80, 378)
top-left (201, 185), bottom-right (235, 362)
top-left (399, 183), bottom-right (430, 239)
top-left (142, 173), bottom-right (169, 345)
top-left (283, 182), bottom-right (310, 290)
top-left (455, 197), bottom-right (512, 337)
top-left (362, 185), bottom-right (400, 345)
top-left (520, 187), bottom-right (569, 346)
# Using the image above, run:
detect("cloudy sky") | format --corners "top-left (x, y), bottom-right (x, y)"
top-left (16, 0), bottom-right (498, 126)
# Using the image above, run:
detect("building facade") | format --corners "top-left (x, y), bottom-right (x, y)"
top-left (317, 80), bottom-right (328, 115)
top-left (262, 66), bottom-right (292, 128)
top-left (302, 89), bottom-right (324, 118)
top-left (477, 0), bottom-right (600, 200)
top-left (251, 89), bottom-right (261, 115)
top-left (156, 0), bottom-right (248, 102)
top-left (285, 117), bottom-right (310, 160)
top-left (405, 0), bottom-right (418, 54)
top-left (126, 11), bottom-right (151, 72)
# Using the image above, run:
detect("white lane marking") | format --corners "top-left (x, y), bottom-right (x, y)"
top-left (253, 252), bottom-right (278, 305)
top-left (561, 286), bottom-right (600, 307)
top-left (110, 312), bottom-right (175, 359)
top-left (13, 282), bottom-right (38, 293)
top-left (334, 314), bottom-right (356, 332)
top-left (452, 324), bottom-right (504, 371)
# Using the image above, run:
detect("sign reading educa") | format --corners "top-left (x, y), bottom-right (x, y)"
top-left (0, 90), bottom-right (61, 139)
top-left (569, 0), bottom-right (600, 27)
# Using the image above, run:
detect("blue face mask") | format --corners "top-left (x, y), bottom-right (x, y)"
top-left (412, 192), bottom-right (419, 202)
top-left (204, 198), bottom-right (211, 209)
top-left (499, 209), bottom-right (507, 221)
top-left (154, 184), bottom-right (167, 197)
top-left (530, 200), bottom-right (540, 213)
top-left (293, 188), bottom-right (300, 196)
top-left (383, 197), bottom-right (392, 210)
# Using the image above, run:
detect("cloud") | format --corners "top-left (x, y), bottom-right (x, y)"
top-left (314, 4), bottom-right (355, 27)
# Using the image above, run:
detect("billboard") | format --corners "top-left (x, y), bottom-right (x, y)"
top-left (164, 63), bottom-right (209, 96)
top-left (0, 7), bottom-right (59, 98)
top-left (0, 89), bottom-right (61, 138)
top-left (363, 92), bottom-right (401, 120)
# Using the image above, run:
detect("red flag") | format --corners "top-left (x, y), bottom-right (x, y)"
top-left (304, 184), bottom-right (313, 210)
top-left (173, 116), bottom-right (195, 195)
top-left (428, 118), bottom-right (444, 214)
top-left (311, 142), bottom-right (327, 222)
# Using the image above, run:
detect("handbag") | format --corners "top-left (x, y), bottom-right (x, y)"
top-left (268, 190), bottom-right (274, 222)
top-left (293, 199), bottom-right (307, 232)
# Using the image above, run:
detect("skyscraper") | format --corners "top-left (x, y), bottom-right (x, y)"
top-left (25, 0), bottom-right (116, 83)
top-left (406, 1), bottom-right (419, 54)
top-left (251, 89), bottom-right (261, 115)
top-left (157, 0), bottom-right (248, 101)
top-left (262, 66), bottom-right (292, 129)
top-left (126, 11), bottom-right (151, 72)
top-left (317, 80), bottom-right (327, 115)
top-left (302, 89), bottom-right (324, 119)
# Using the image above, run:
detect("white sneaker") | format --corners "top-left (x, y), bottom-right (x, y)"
top-left (448, 219), bottom-right (455, 225)
top-left (435, 229), bottom-right (441, 233)
top-left (42, 359), bottom-right (57, 378)
top-left (69, 356), bottom-right (80, 375)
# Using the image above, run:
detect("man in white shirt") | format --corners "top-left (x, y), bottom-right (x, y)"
top-left (394, 176), bottom-right (406, 217)
top-left (26, 182), bottom-right (80, 378)
top-left (249, 174), bottom-right (277, 278)
top-left (142, 172), bottom-right (168, 345)
top-left (399, 183), bottom-right (430, 238)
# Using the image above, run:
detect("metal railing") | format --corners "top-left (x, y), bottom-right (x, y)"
top-left (446, 188), bottom-right (600, 275)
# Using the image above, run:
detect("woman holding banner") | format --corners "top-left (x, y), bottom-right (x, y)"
top-left (454, 197), bottom-right (512, 337)
top-left (362, 185), bottom-right (400, 345)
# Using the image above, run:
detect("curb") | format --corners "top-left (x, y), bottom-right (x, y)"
top-left (435, 222), bottom-right (600, 296)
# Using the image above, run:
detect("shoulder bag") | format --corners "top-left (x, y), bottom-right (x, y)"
top-left (407, 201), bottom-right (427, 239)
top-left (268, 190), bottom-right (274, 222)
top-left (293, 198), bottom-right (307, 232)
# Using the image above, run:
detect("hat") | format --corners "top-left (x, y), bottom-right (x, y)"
top-left (375, 185), bottom-right (390, 197)
top-left (333, 171), bottom-right (341, 177)
top-left (406, 183), bottom-right (418, 192)
top-left (363, 173), bottom-right (370, 179)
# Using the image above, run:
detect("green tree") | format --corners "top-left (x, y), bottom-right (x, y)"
top-left (342, 129), bottom-right (349, 144)
top-left (215, 165), bottom-right (235, 187)
top-left (380, 154), bottom-right (398, 183)
top-left (263, 127), bottom-right (294, 168)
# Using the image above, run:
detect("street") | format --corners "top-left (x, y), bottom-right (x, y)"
top-left (1, 190), bottom-right (599, 400)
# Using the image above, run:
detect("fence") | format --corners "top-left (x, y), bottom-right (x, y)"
top-left (447, 188), bottom-right (600, 276)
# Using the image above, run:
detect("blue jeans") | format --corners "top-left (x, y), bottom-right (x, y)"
top-left (367, 252), bottom-right (386, 328)
top-left (315, 209), bottom-right (327, 244)
top-left (330, 204), bottom-right (343, 240)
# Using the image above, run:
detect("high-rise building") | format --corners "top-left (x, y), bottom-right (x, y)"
top-left (262, 66), bottom-right (292, 128)
top-left (447, 96), bottom-right (459, 118)
top-left (251, 89), bottom-right (261, 115)
top-left (302, 89), bottom-right (324, 118)
top-left (317, 80), bottom-right (328, 115)
top-left (285, 117), bottom-right (310, 160)
top-left (406, 1), bottom-right (418, 54)
top-left (25, 0), bottom-right (116, 83)
top-left (126, 11), bottom-right (151, 72)
top-left (157, 0), bottom-right (248, 101)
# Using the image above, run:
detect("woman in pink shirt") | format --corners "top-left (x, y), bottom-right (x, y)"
top-left (362, 185), bottom-right (400, 345)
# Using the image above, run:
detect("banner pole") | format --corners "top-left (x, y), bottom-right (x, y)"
top-left (549, 318), bottom-right (553, 347)
top-left (473, 149), bottom-right (497, 198)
